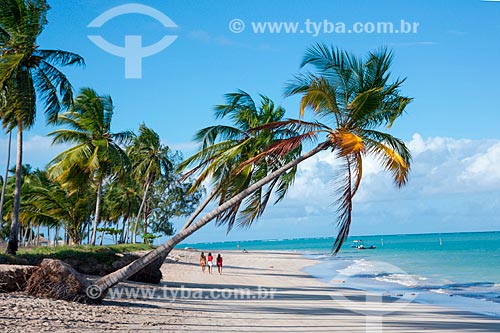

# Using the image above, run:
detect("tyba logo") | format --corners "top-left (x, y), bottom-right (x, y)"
top-left (88, 3), bottom-right (178, 79)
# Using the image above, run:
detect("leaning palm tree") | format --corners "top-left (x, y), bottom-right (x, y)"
top-left (48, 88), bottom-right (132, 246)
top-left (91, 45), bottom-right (412, 295)
top-left (127, 124), bottom-right (173, 242)
top-left (0, 0), bottom-right (84, 254)
top-left (132, 92), bottom-right (301, 280)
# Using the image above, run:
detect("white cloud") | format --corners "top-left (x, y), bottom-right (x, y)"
top-left (268, 133), bottom-right (500, 233)
top-left (177, 133), bottom-right (500, 242)
top-left (459, 142), bottom-right (500, 188)
top-left (0, 134), bottom-right (71, 172)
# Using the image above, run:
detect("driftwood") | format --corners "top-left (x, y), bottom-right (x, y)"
top-left (25, 259), bottom-right (101, 304)
top-left (0, 265), bottom-right (37, 292)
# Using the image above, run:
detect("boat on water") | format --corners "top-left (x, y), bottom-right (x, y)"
top-left (351, 240), bottom-right (376, 250)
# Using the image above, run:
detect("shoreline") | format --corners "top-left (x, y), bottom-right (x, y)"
top-left (181, 231), bottom-right (500, 319)
top-left (1, 249), bottom-right (499, 332)
top-left (301, 252), bottom-right (500, 319)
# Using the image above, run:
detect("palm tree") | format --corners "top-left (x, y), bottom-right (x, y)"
top-left (20, 169), bottom-right (93, 245)
top-left (0, 0), bottom-right (84, 254)
top-left (283, 44), bottom-right (411, 252)
top-left (94, 92), bottom-right (305, 290)
top-left (127, 124), bottom-right (173, 242)
top-left (130, 92), bottom-right (300, 276)
top-left (48, 88), bottom-right (132, 246)
top-left (104, 175), bottom-right (140, 244)
top-left (1, 164), bottom-right (35, 245)
top-left (93, 45), bottom-right (412, 294)
top-left (178, 91), bottom-right (302, 232)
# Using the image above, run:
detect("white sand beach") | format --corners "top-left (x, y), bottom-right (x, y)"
top-left (1, 249), bottom-right (499, 332)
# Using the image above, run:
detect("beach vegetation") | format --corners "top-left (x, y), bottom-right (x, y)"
top-left (0, 0), bottom-right (84, 254)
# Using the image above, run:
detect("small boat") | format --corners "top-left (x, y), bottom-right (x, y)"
top-left (351, 240), bottom-right (376, 250)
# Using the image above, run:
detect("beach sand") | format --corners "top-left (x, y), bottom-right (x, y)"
top-left (1, 249), bottom-right (499, 332)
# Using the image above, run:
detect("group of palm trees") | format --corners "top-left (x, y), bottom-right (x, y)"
top-left (2, 0), bottom-right (413, 294)
top-left (0, 1), bottom-right (201, 253)
top-left (92, 43), bottom-right (413, 292)
top-left (0, 103), bottom-right (201, 248)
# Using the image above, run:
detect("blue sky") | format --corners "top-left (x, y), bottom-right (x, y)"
top-left (1, 0), bottom-right (499, 243)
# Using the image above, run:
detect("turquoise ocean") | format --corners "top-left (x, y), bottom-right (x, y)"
top-left (181, 231), bottom-right (500, 317)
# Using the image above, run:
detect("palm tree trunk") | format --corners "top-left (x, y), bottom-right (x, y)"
top-left (27, 223), bottom-right (33, 246)
top-left (124, 217), bottom-right (130, 244)
top-left (99, 220), bottom-right (106, 246)
top-left (22, 226), bottom-right (28, 247)
top-left (143, 206), bottom-right (147, 238)
top-left (35, 224), bottom-right (40, 246)
top-left (119, 214), bottom-right (129, 243)
top-left (99, 229), bottom-right (105, 246)
top-left (145, 183), bottom-right (219, 269)
top-left (95, 142), bottom-right (329, 291)
top-left (90, 176), bottom-right (104, 246)
top-left (180, 184), bottom-right (220, 231)
top-left (7, 125), bottom-right (23, 255)
top-left (0, 131), bottom-right (12, 227)
top-left (132, 219), bottom-right (138, 244)
top-left (63, 224), bottom-right (67, 245)
top-left (54, 225), bottom-right (59, 247)
top-left (87, 222), bottom-right (90, 245)
top-left (136, 175), bottom-right (152, 237)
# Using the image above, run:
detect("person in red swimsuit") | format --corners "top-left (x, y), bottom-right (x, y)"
top-left (207, 253), bottom-right (213, 274)
top-left (216, 254), bottom-right (223, 275)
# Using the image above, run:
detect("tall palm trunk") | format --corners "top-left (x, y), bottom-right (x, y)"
top-left (95, 142), bottom-right (329, 291)
top-left (136, 174), bottom-right (153, 237)
top-left (119, 213), bottom-right (129, 243)
top-left (99, 222), bottom-right (105, 246)
top-left (90, 176), bottom-right (104, 245)
top-left (54, 225), bottom-right (59, 247)
top-left (124, 219), bottom-right (130, 244)
top-left (27, 223), bottom-right (33, 246)
top-left (22, 226), bottom-right (28, 247)
top-left (143, 207), bottom-right (147, 237)
top-left (63, 224), bottom-right (67, 245)
top-left (35, 224), bottom-right (40, 246)
top-left (7, 124), bottom-right (23, 254)
top-left (132, 218), bottom-right (138, 244)
top-left (0, 131), bottom-right (12, 226)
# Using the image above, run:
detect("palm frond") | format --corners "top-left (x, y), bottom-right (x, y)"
top-left (0, 53), bottom-right (23, 87)
top-left (36, 49), bottom-right (85, 67)
top-left (331, 154), bottom-right (361, 254)
top-left (362, 130), bottom-right (411, 187)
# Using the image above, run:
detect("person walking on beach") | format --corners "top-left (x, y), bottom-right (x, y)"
top-left (207, 252), bottom-right (213, 274)
top-left (216, 254), bottom-right (223, 275)
top-left (200, 252), bottom-right (207, 273)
